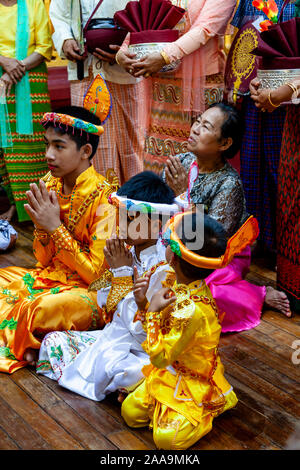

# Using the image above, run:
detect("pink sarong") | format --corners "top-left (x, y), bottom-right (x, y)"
top-left (206, 246), bottom-right (266, 333)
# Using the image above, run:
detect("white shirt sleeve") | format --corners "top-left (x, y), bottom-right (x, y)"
top-left (49, 0), bottom-right (73, 58)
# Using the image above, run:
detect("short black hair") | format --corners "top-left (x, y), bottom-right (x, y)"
top-left (175, 213), bottom-right (227, 279)
top-left (117, 171), bottom-right (175, 204)
top-left (210, 102), bottom-right (244, 160)
top-left (43, 105), bottom-right (100, 159)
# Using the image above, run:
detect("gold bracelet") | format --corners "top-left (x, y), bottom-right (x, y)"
top-left (285, 82), bottom-right (298, 98)
top-left (268, 90), bottom-right (280, 108)
top-left (115, 52), bottom-right (121, 66)
top-left (50, 224), bottom-right (73, 251)
top-left (160, 50), bottom-right (171, 65)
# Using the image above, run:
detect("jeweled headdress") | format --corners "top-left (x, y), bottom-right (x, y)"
top-left (108, 192), bottom-right (191, 215)
top-left (162, 212), bottom-right (259, 269)
top-left (41, 74), bottom-right (112, 135)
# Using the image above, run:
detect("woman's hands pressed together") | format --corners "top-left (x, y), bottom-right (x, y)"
top-left (165, 155), bottom-right (189, 196)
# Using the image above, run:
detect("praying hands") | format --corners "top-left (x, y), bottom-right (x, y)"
top-left (24, 180), bottom-right (61, 233)
top-left (104, 235), bottom-right (133, 269)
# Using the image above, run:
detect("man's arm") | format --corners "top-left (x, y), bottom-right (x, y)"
top-left (49, 0), bottom-right (74, 59)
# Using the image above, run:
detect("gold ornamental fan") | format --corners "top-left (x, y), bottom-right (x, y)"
top-left (228, 26), bottom-right (259, 102)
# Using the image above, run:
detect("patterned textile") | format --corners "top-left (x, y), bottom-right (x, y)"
top-left (163, 152), bottom-right (248, 237)
top-left (277, 105), bottom-right (300, 313)
top-left (0, 165), bottom-right (115, 373)
top-left (144, 73), bottom-right (224, 174)
top-left (121, 279), bottom-right (238, 450)
top-left (0, 63), bottom-right (50, 222)
top-left (231, 0), bottom-right (294, 28)
top-left (70, 75), bottom-right (146, 185)
top-left (37, 242), bottom-right (168, 401)
top-left (239, 97), bottom-right (287, 251)
top-left (230, 1), bottom-right (295, 253)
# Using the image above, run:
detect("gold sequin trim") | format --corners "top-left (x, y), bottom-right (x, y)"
top-left (50, 224), bottom-right (73, 251)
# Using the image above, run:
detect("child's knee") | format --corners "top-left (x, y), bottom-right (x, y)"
top-left (121, 394), bottom-right (149, 428)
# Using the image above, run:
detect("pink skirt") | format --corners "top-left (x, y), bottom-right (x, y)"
top-left (206, 247), bottom-right (266, 333)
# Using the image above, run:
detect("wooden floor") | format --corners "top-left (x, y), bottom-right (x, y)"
top-left (0, 221), bottom-right (299, 451)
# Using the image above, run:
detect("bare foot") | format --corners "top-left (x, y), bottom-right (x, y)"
top-left (264, 286), bottom-right (292, 317)
top-left (24, 348), bottom-right (38, 367)
top-left (0, 204), bottom-right (16, 222)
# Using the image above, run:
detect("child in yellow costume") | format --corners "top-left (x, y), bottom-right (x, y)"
top-left (122, 210), bottom-right (259, 450)
top-left (0, 76), bottom-right (117, 373)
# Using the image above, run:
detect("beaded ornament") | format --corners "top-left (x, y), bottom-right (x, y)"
top-left (41, 74), bottom-right (112, 135)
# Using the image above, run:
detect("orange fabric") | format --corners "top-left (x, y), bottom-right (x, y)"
top-left (166, 213), bottom-right (259, 269)
top-left (0, 166), bottom-right (116, 373)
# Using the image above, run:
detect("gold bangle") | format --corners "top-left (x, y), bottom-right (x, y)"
top-left (268, 90), bottom-right (280, 108)
top-left (285, 82), bottom-right (298, 98)
top-left (160, 50), bottom-right (171, 65)
top-left (115, 52), bottom-right (121, 66)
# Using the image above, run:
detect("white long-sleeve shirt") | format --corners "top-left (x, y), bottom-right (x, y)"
top-left (49, 0), bottom-right (141, 84)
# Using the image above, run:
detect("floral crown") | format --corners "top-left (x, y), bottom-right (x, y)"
top-left (41, 74), bottom-right (112, 135)
top-left (162, 212), bottom-right (259, 269)
top-left (108, 192), bottom-right (187, 215)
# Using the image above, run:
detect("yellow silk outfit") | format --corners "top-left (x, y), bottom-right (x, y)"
top-left (122, 278), bottom-right (238, 450)
top-left (0, 165), bottom-right (116, 373)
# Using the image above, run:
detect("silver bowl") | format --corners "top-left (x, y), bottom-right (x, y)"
top-left (257, 68), bottom-right (300, 89)
top-left (128, 42), bottom-right (181, 73)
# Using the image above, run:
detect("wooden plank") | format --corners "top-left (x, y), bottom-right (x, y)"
top-left (37, 373), bottom-right (157, 449)
top-left (0, 395), bottom-right (51, 450)
top-left (12, 369), bottom-right (116, 450)
top-left (192, 425), bottom-right (247, 450)
top-left (108, 430), bottom-right (149, 450)
top-left (221, 344), bottom-right (300, 400)
top-left (221, 356), bottom-right (300, 418)
top-left (0, 373), bottom-right (84, 450)
top-left (238, 327), bottom-right (296, 361)
top-left (262, 311), bottom-right (300, 336)
top-left (220, 334), bottom-right (299, 382)
top-left (0, 425), bottom-right (20, 450)
top-left (248, 261), bottom-right (277, 283)
top-left (214, 407), bottom-right (280, 450)
top-left (225, 375), bottom-right (298, 448)
top-left (36, 373), bottom-right (127, 436)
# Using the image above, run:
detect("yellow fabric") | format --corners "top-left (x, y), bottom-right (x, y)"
top-left (122, 379), bottom-right (237, 450)
top-left (0, 166), bottom-right (116, 373)
top-left (0, 0), bottom-right (52, 60)
top-left (122, 280), bottom-right (238, 449)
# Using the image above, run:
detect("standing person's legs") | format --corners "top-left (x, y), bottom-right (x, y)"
top-left (70, 78), bottom-right (145, 185)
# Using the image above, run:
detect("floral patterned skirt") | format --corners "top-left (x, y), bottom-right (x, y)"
top-left (0, 265), bottom-right (103, 373)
